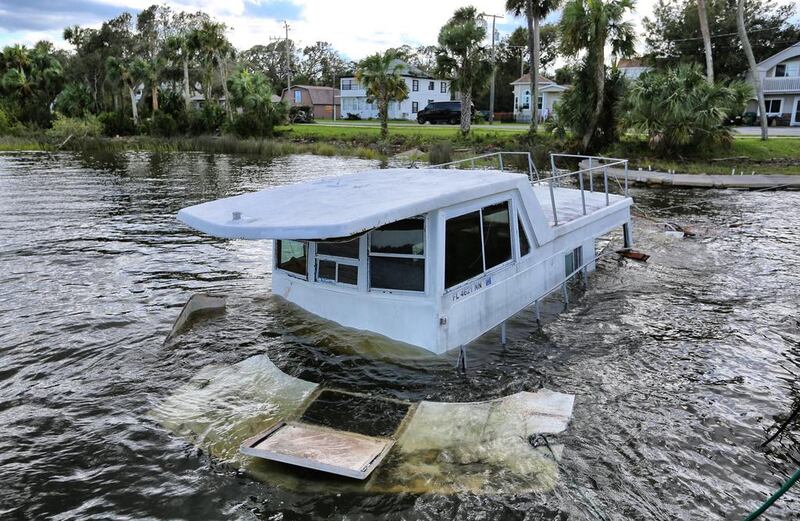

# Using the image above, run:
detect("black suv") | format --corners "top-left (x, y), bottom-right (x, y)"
top-left (416, 101), bottom-right (473, 124)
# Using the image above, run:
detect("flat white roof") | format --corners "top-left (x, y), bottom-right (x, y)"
top-left (178, 168), bottom-right (529, 240)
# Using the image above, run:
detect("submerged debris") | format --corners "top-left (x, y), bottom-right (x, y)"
top-left (164, 293), bottom-right (227, 344)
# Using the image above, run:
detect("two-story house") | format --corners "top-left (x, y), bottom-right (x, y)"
top-left (510, 74), bottom-right (568, 123)
top-left (747, 43), bottom-right (800, 126)
top-left (339, 61), bottom-right (451, 120)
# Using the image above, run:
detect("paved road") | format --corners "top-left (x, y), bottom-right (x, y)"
top-left (733, 126), bottom-right (800, 137)
top-left (311, 121), bottom-right (528, 132)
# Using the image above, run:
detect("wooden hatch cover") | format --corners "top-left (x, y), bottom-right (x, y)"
top-left (240, 421), bottom-right (395, 480)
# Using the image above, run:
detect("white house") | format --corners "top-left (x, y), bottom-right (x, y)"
top-left (339, 61), bottom-right (451, 120)
top-left (511, 74), bottom-right (568, 123)
top-left (617, 57), bottom-right (652, 80)
top-left (746, 42), bottom-right (800, 126)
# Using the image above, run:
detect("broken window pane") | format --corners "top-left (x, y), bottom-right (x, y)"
top-left (277, 240), bottom-right (307, 277)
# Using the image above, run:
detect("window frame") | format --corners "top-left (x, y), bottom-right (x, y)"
top-left (765, 98), bottom-right (782, 114)
top-left (274, 239), bottom-right (309, 280)
top-left (368, 216), bottom-right (427, 295)
top-left (412, 101), bottom-right (419, 113)
top-left (412, 79), bottom-right (419, 92)
top-left (312, 238), bottom-right (361, 288)
top-left (442, 196), bottom-right (516, 293)
top-left (775, 64), bottom-right (786, 77)
top-left (440, 81), bottom-right (447, 93)
top-left (428, 81), bottom-right (435, 90)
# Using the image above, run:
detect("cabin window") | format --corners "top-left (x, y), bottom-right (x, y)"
top-left (314, 237), bottom-right (360, 286)
top-left (518, 217), bottom-right (531, 257)
top-left (445, 211), bottom-right (484, 288)
top-left (369, 217), bottom-right (425, 292)
top-left (482, 202), bottom-right (511, 269)
top-left (445, 201), bottom-right (514, 289)
top-left (277, 240), bottom-right (307, 277)
top-left (564, 246), bottom-right (582, 280)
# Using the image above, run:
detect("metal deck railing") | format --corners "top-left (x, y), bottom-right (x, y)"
top-left (429, 151), bottom-right (630, 227)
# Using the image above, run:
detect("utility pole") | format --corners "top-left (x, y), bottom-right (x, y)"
top-left (283, 20), bottom-right (292, 94)
top-left (481, 12), bottom-right (504, 125)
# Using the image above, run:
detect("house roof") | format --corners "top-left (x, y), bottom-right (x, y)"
top-left (510, 73), bottom-right (557, 86)
top-left (617, 58), bottom-right (649, 68)
top-left (340, 60), bottom-right (440, 81)
top-left (755, 42), bottom-right (800, 72)
top-left (282, 85), bottom-right (340, 105)
top-left (177, 169), bottom-right (530, 240)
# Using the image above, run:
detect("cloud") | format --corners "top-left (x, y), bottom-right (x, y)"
top-left (0, 0), bottom-right (137, 32)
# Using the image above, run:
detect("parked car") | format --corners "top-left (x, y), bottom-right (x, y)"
top-left (417, 101), bottom-right (475, 124)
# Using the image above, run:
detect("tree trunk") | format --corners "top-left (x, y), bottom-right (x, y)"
top-left (581, 40), bottom-right (606, 151)
top-left (218, 53), bottom-right (232, 121)
top-left (737, 0), bottom-right (768, 140)
top-left (460, 86), bottom-right (472, 136)
top-left (183, 57), bottom-right (191, 111)
top-left (697, 0), bottom-right (714, 83)
top-left (151, 83), bottom-right (159, 113)
top-left (379, 97), bottom-right (388, 139)
top-left (525, 1), bottom-right (536, 133)
top-left (128, 86), bottom-right (139, 125)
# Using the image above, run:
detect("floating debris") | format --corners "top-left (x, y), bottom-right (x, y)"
top-left (164, 293), bottom-right (227, 344)
top-left (617, 250), bottom-right (650, 262)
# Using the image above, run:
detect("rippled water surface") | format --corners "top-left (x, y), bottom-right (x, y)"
top-left (1, 151), bottom-right (798, 520)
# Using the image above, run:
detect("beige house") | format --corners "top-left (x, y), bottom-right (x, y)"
top-left (746, 43), bottom-right (800, 126)
top-left (617, 57), bottom-right (652, 80)
top-left (281, 85), bottom-right (340, 119)
top-left (510, 74), bottom-right (568, 123)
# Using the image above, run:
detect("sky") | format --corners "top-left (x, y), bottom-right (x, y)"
top-left (0, 0), bottom-right (667, 60)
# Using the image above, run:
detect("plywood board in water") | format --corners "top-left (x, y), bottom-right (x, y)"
top-left (241, 421), bottom-right (394, 480)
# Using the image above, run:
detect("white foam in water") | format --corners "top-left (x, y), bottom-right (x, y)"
top-left (150, 355), bottom-right (575, 494)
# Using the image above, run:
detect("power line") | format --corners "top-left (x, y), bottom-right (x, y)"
top-left (668, 25), bottom-right (794, 43)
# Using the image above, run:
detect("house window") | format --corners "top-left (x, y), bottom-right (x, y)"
top-left (765, 99), bottom-right (782, 114)
top-left (369, 217), bottom-right (425, 292)
top-left (412, 101), bottom-right (419, 113)
top-left (440, 81), bottom-right (447, 93)
top-left (537, 95), bottom-right (543, 110)
top-left (775, 64), bottom-right (786, 77)
top-left (522, 90), bottom-right (530, 109)
top-left (412, 79), bottom-right (419, 92)
top-left (341, 79), bottom-right (359, 90)
top-left (428, 81), bottom-right (435, 90)
top-left (518, 217), bottom-right (531, 257)
top-left (444, 201), bottom-right (512, 289)
top-left (276, 240), bottom-right (307, 278)
top-left (294, 90), bottom-right (301, 104)
top-left (315, 237), bottom-right (360, 286)
top-left (776, 63), bottom-right (799, 77)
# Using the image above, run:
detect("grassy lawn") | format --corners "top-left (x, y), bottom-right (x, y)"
top-left (275, 123), bottom-right (529, 145)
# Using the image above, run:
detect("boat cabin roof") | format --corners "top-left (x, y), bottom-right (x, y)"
top-left (177, 168), bottom-right (529, 240)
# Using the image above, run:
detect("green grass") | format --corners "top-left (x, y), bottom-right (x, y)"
top-left (0, 136), bottom-right (52, 151)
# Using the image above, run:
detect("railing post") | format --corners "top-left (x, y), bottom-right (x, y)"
top-left (604, 167), bottom-right (609, 206)
top-left (578, 170), bottom-right (587, 215)
top-left (624, 160), bottom-right (629, 197)
top-left (549, 177), bottom-right (559, 226)
top-left (498, 154), bottom-right (504, 172)
top-left (588, 157), bottom-right (594, 192)
top-left (562, 281), bottom-right (569, 310)
top-left (527, 153), bottom-right (535, 182)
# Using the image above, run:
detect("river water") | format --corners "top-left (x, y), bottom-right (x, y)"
top-left (0, 151), bottom-right (798, 520)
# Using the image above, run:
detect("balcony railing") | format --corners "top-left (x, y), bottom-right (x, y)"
top-left (762, 76), bottom-right (800, 92)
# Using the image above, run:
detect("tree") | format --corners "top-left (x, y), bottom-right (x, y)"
top-left (189, 21), bottom-right (234, 120)
top-left (621, 63), bottom-right (752, 154)
top-left (506, 0), bottom-right (562, 132)
top-left (560, 0), bottom-right (635, 150)
top-left (227, 69), bottom-right (285, 137)
top-left (106, 56), bottom-right (141, 125)
top-left (355, 50), bottom-right (409, 138)
top-left (165, 11), bottom-right (209, 111)
top-left (644, 0), bottom-right (800, 80)
top-left (737, 0), bottom-right (768, 140)
top-left (0, 42), bottom-right (64, 127)
top-left (136, 4), bottom-right (173, 114)
top-left (436, 6), bottom-right (491, 135)
top-left (696, 0), bottom-right (714, 82)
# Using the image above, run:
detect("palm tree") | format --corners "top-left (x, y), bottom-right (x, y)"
top-left (437, 6), bottom-right (492, 135)
top-left (355, 50), bottom-right (409, 138)
top-left (696, 0), bottom-right (714, 83)
top-left (166, 34), bottom-right (194, 111)
top-left (560, 0), bottom-right (635, 150)
top-left (506, 0), bottom-right (561, 133)
top-left (107, 56), bottom-right (141, 125)
top-left (189, 21), bottom-right (234, 120)
top-left (737, 0), bottom-right (767, 141)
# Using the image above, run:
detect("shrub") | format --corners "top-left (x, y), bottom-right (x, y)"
top-left (0, 106), bottom-right (12, 135)
top-left (54, 83), bottom-right (94, 117)
top-left (98, 111), bottom-right (136, 136)
top-left (46, 113), bottom-right (102, 140)
top-left (428, 141), bottom-right (453, 165)
top-left (150, 112), bottom-right (178, 137)
top-left (620, 64), bottom-right (752, 156)
top-left (189, 104), bottom-right (225, 135)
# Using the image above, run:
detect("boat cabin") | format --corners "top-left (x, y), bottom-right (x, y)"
top-left (178, 167), bottom-right (633, 355)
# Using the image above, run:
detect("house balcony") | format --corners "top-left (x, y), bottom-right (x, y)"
top-left (762, 76), bottom-right (800, 93)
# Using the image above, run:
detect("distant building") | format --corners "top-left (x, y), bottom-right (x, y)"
top-left (510, 74), bottom-right (568, 123)
top-left (339, 61), bottom-right (451, 120)
top-left (746, 43), bottom-right (800, 126)
top-left (617, 58), bottom-right (652, 80)
top-left (282, 85), bottom-right (340, 120)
